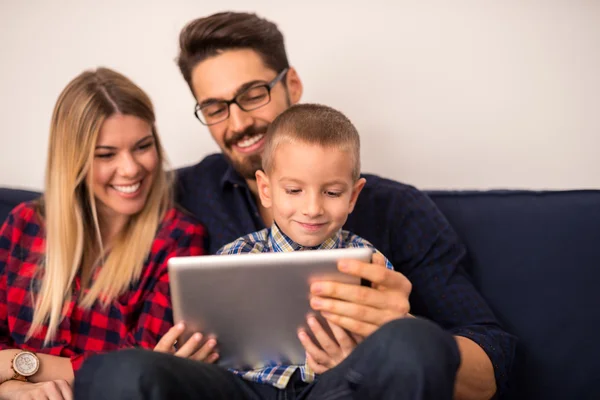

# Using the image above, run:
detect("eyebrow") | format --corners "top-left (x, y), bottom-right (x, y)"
top-left (278, 177), bottom-right (349, 187)
top-left (323, 180), bottom-right (350, 187)
top-left (198, 80), bottom-right (268, 107)
top-left (95, 134), bottom-right (154, 151)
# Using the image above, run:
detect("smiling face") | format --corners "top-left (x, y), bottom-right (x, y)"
top-left (256, 141), bottom-right (366, 247)
top-left (90, 114), bottom-right (159, 225)
top-left (190, 49), bottom-right (303, 180)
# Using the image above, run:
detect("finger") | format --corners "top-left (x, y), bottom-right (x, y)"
top-left (55, 380), bottom-right (73, 400)
top-left (327, 320), bottom-right (356, 354)
top-left (337, 259), bottom-right (412, 293)
top-left (154, 323), bottom-right (185, 353)
top-left (298, 329), bottom-right (330, 366)
top-left (311, 296), bottom-right (403, 326)
top-left (206, 352), bottom-right (220, 364)
top-left (305, 352), bottom-right (328, 374)
top-left (190, 338), bottom-right (218, 361)
top-left (307, 316), bottom-right (341, 358)
top-left (371, 252), bottom-right (386, 266)
top-left (311, 282), bottom-right (390, 309)
top-left (351, 333), bottom-right (364, 344)
top-left (174, 333), bottom-right (204, 358)
top-left (321, 311), bottom-right (380, 337)
top-left (42, 381), bottom-right (64, 400)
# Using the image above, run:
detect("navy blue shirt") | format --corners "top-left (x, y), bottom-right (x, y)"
top-left (176, 153), bottom-right (516, 394)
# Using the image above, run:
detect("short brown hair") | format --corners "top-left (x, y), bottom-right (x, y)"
top-left (177, 12), bottom-right (289, 95)
top-left (262, 104), bottom-right (361, 180)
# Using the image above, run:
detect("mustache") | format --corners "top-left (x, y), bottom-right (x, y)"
top-left (224, 126), bottom-right (268, 149)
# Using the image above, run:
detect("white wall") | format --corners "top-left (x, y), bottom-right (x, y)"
top-left (1, 0), bottom-right (598, 191)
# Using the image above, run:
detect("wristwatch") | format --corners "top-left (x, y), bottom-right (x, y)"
top-left (10, 351), bottom-right (40, 382)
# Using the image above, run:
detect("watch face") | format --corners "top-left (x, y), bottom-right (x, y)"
top-left (14, 352), bottom-right (39, 376)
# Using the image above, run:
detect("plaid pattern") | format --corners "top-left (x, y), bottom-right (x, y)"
top-left (0, 202), bottom-right (205, 371)
top-left (217, 222), bottom-right (394, 389)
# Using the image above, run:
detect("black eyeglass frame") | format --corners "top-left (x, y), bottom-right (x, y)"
top-left (194, 68), bottom-right (289, 126)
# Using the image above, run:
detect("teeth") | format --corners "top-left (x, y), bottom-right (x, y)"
top-left (112, 182), bottom-right (141, 194)
top-left (237, 134), bottom-right (264, 149)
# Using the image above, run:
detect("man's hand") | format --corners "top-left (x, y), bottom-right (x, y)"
top-left (154, 323), bottom-right (219, 363)
top-left (309, 253), bottom-right (412, 337)
top-left (0, 379), bottom-right (72, 400)
top-left (297, 316), bottom-right (362, 374)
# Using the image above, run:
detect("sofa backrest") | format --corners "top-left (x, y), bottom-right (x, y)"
top-left (428, 190), bottom-right (600, 399)
top-left (0, 188), bottom-right (39, 223)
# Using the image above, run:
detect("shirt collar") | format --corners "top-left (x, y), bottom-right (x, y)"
top-left (220, 161), bottom-right (248, 189)
top-left (267, 222), bottom-right (344, 252)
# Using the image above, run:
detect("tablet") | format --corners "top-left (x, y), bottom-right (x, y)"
top-left (168, 247), bottom-right (373, 368)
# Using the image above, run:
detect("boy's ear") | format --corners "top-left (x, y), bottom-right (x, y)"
top-left (255, 170), bottom-right (273, 209)
top-left (348, 177), bottom-right (366, 214)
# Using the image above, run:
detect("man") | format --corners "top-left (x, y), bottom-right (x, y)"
top-left (74, 12), bottom-right (516, 400)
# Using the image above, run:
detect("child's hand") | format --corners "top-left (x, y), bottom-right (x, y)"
top-left (297, 315), bottom-right (362, 374)
top-left (154, 323), bottom-right (219, 363)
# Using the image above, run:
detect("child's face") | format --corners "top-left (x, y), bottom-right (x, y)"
top-left (256, 141), bottom-right (365, 247)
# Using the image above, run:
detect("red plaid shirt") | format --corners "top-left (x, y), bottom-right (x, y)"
top-left (0, 202), bottom-right (205, 371)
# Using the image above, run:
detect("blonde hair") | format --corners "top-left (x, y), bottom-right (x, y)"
top-left (28, 67), bottom-right (173, 343)
top-left (262, 103), bottom-right (361, 180)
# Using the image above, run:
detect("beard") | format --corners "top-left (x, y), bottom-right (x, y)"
top-left (225, 152), bottom-right (263, 180)
top-left (223, 125), bottom-right (268, 180)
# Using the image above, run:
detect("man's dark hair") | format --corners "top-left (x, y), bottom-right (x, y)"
top-left (177, 12), bottom-right (289, 95)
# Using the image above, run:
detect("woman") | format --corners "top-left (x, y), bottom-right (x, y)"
top-left (0, 68), bottom-right (215, 399)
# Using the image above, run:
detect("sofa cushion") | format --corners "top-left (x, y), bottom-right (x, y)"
top-left (428, 190), bottom-right (600, 400)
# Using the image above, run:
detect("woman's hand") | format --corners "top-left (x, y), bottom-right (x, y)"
top-left (154, 323), bottom-right (219, 363)
top-left (0, 379), bottom-right (72, 400)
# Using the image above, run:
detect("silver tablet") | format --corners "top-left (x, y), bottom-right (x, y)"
top-left (168, 247), bottom-right (373, 368)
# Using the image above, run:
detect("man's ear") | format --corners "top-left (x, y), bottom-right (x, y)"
top-left (285, 67), bottom-right (303, 105)
top-left (348, 178), bottom-right (366, 214)
top-left (255, 170), bottom-right (273, 209)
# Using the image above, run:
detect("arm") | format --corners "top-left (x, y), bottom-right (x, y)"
top-left (455, 336), bottom-right (496, 400)
top-left (0, 207), bottom-right (81, 386)
top-left (0, 350), bottom-right (74, 384)
top-left (124, 220), bottom-right (207, 349)
top-left (309, 259), bottom-right (500, 400)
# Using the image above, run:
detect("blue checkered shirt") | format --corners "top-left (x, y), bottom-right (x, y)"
top-left (216, 222), bottom-right (393, 389)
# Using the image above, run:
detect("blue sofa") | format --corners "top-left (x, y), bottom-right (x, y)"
top-left (1, 187), bottom-right (599, 399)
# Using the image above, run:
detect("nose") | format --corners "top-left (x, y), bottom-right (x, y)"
top-left (302, 192), bottom-right (324, 218)
top-left (118, 152), bottom-right (142, 178)
top-left (227, 103), bottom-right (253, 133)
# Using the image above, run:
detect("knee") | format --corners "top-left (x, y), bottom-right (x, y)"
top-left (369, 318), bottom-right (461, 373)
top-left (75, 349), bottom-right (162, 398)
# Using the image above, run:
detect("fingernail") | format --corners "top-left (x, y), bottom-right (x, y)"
top-left (207, 339), bottom-right (216, 347)
top-left (338, 260), bottom-right (349, 271)
top-left (311, 297), bottom-right (323, 308)
top-left (176, 323), bottom-right (185, 329)
top-left (311, 283), bottom-right (323, 294)
top-left (298, 331), bottom-right (307, 339)
top-left (308, 317), bottom-right (318, 327)
top-left (193, 333), bottom-right (202, 341)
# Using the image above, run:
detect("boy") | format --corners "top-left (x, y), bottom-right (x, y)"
top-left (217, 103), bottom-right (394, 387)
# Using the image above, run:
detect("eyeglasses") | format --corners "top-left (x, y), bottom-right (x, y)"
top-left (194, 68), bottom-right (289, 126)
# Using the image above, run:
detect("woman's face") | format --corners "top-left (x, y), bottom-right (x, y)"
top-left (91, 114), bottom-right (159, 224)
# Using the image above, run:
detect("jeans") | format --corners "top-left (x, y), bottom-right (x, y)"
top-left (74, 318), bottom-right (460, 400)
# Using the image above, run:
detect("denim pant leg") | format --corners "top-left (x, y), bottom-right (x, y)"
top-left (74, 348), bottom-right (282, 400)
top-left (300, 317), bottom-right (461, 400)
